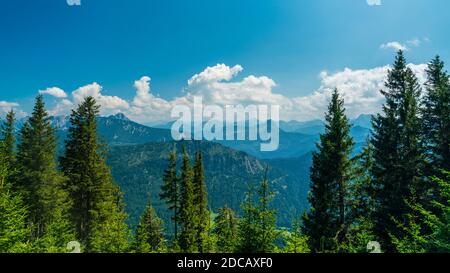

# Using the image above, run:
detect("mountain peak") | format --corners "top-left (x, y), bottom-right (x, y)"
top-left (110, 113), bottom-right (130, 121)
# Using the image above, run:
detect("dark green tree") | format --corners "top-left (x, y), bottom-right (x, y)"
top-left (60, 96), bottom-right (129, 252)
top-left (422, 56), bottom-right (450, 173)
top-left (0, 142), bottom-right (31, 253)
top-left (344, 140), bottom-right (377, 252)
top-left (193, 151), bottom-right (210, 252)
top-left (302, 88), bottom-right (354, 253)
top-left (1, 109), bottom-right (16, 169)
top-left (132, 200), bottom-right (166, 253)
top-left (177, 145), bottom-right (197, 253)
top-left (237, 168), bottom-right (278, 253)
top-left (160, 147), bottom-right (180, 241)
top-left (213, 205), bottom-right (238, 253)
top-left (371, 51), bottom-right (425, 252)
top-left (16, 95), bottom-right (74, 250)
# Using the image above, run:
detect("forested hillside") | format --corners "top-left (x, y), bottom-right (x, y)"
top-left (107, 141), bottom-right (310, 230)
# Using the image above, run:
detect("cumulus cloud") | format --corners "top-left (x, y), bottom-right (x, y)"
top-left (380, 41), bottom-right (408, 51)
top-left (0, 101), bottom-right (27, 118)
top-left (380, 38), bottom-right (428, 52)
top-left (41, 63), bottom-right (428, 124)
top-left (67, 0), bottom-right (81, 6)
top-left (367, 0), bottom-right (381, 6)
top-left (39, 87), bottom-right (68, 98)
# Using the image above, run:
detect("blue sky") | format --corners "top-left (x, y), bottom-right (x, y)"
top-left (1, 0), bottom-right (449, 123)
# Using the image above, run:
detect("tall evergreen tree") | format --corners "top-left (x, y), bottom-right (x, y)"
top-left (16, 95), bottom-right (74, 250)
top-left (193, 151), bottom-right (210, 252)
top-left (160, 147), bottom-right (180, 241)
top-left (422, 56), bottom-right (450, 173)
top-left (345, 140), bottom-right (377, 252)
top-left (213, 205), bottom-right (238, 253)
top-left (1, 109), bottom-right (16, 169)
top-left (237, 168), bottom-right (278, 253)
top-left (132, 201), bottom-right (166, 253)
top-left (177, 145), bottom-right (197, 253)
top-left (302, 88), bottom-right (354, 253)
top-left (60, 96), bottom-right (129, 252)
top-left (0, 142), bottom-right (31, 253)
top-left (371, 51), bottom-right (425, 252)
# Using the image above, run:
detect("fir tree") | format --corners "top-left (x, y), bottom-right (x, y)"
top-left (213, 205), bottom-right (238, 253)
top-left (160, 147), bottom-right (180, 241)
top-left (132, 201), bottom-right (166, 253)
top-left (344, 140), bottom-right (377, 252)
top-left (60, 96), bottom-right (129, 252)
top-left (237, 168), bottom-right (278, 253)
top-left (371, 51), bottom-right (425, 252)
top-left (193, 151), bottom-right (210, 252)
top-left (281, 218), bottom-right (310, 253)
top-left (1, 109), bottom-right (16, 169)
top-left (177, 145), bottom-right (198, 253)
top-left (0, 143), bottom-right (31, 253)
top-left (302, 88), bottom-right (354, 253)
top-left (16, 95), bottom-right (74, 249)
top-left (422, 56), bottom-right (450, 173)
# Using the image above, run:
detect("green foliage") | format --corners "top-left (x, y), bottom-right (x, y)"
top-left (193, 151), bottom-right (210, 252)
top-left (178, 145), bottom-right (198, 252)
top-left (1, 109), bottom-right (16, 169)
top-left (391, 171), bottom-right (450, 253)
top-left (280, 218), bottom-right (310, 253)
top-left (15, 95), bottom-right (74, 249)
top-left (213, 205), bottom-right (239, 253)
top-left (60, 96), bottom-right (129, 252)
top-left (0, 148), bottom-right (31, 253)
top-left (371, 51), bottom-right (425, 252)
top-left (132, 201), bottom-right (166, 253)
top-left (160, 147), bottom-right (180, 240)
top-left (302, 89), bottom-right (354, 253)
top-left (422, 56), bottom-right (450, 172)
top-left (237, 168), bottom-right (278, 253)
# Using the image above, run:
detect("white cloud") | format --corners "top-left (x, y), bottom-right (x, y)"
top-left (0, 101), bottom-right (27, 118)
top-left (188, 64), bottom-right (243, 85)
top-left (71, 82), bottom-right (130, 114)
top-left (367, 0), bottom-right (381, 6)
top-left (66, 0), bottom-right (81, 6)
top-left (380, 38), bottom-right (428, 52)
top-left (39, 87), bottom-right (68, 98)
top-left (380, 41), bottom-right (408, 51)
top-left (41, 63), bottom-right (428, 124)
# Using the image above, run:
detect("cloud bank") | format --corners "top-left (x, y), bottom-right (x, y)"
top-left (41, 63), bottom-right (427, 124)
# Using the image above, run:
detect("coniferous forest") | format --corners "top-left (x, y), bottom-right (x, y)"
top-left (0, 51), bottom-right (449, 253)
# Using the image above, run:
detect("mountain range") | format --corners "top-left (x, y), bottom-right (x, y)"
top-left (5, 113), bottom-right (373, 229)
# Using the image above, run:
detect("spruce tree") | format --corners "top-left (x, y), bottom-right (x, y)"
top-left (256, 168), bottom-right (277, 253)
top-left (213, 205), bottom-right (238, 253)
top-left (132, 201), bottom-right (166, 253)
top-left (60, 96), bottom-right (129, 252)
top-left (422, 56), bottom-right (450, 173)
top-left (345, 140), bottom-right (377, 252)
top-left (16, 95), bottom-right (74, 250)
top-left (178, 145), bottom-right (198, 253)
top-left (160, 147), bottom-right (180, 241)
top-left (0, 142), bottom-right (31, 253)
top-left (302, 88), bottom-right (354, 253)
top-left (1, 109), bottom-right (16, 169)
top-left (281, 218), bottom-right (310, 253)
top-left (371, 51), bottom-right (425, 252)
top-left (237, 168), bottom-right (278, 253)
top-left (193, 151), bottom-right (210, 252)
top-left (236, 184), bottom-right (258, 253)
